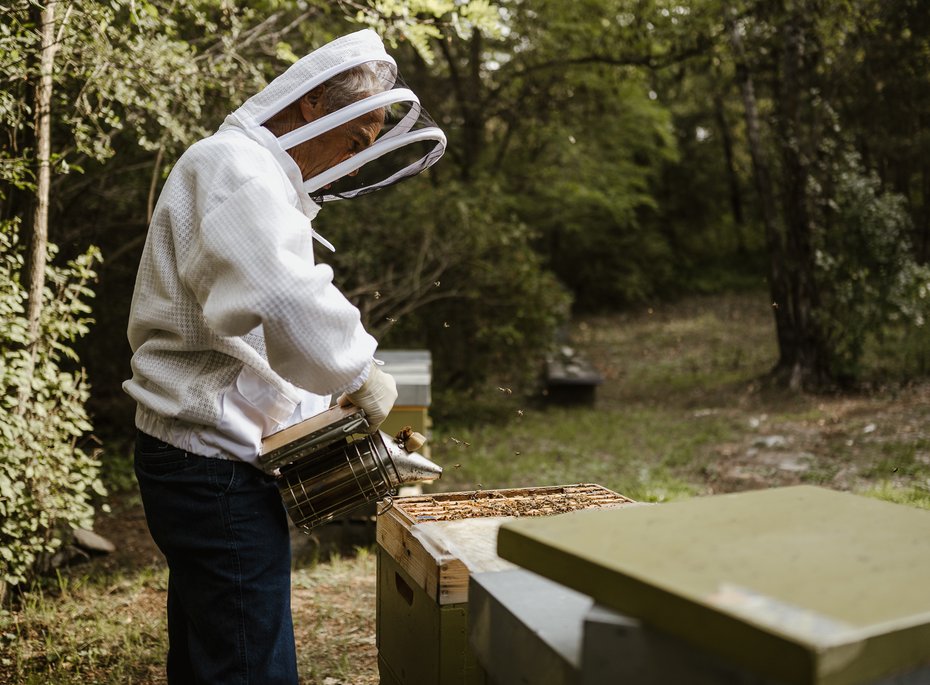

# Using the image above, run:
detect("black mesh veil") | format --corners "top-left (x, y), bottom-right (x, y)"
top-left (269, 60), bottom-right (446, 203)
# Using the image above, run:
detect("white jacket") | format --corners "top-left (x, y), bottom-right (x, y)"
top-left (123, 32), bottom-right (389, 464)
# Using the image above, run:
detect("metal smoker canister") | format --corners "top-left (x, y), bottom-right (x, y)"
top-left (259, 406), bottom-right (442, 532)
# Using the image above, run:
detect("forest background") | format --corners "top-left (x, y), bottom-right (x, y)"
top-left (2, 0), bottom-right (930, 600)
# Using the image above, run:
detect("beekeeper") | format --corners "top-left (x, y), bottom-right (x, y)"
top-left (123, 29), bottom-right (445, 684)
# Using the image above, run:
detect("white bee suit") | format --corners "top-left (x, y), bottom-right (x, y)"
top-left (123, 29), bottom-right (445, 465)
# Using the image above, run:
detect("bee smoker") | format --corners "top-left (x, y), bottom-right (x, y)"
top-left (258, 404), bottom-right (442, 532)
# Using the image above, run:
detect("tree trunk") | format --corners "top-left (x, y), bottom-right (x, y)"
top-left (725, 9), bottom-right (793, 371)
top-left (727, 4), bottom-right (832, 389)
top-left (19, 0), bottom-right (58, 411)
top-left (713, 91), bottom-right (746, 253)
top-left (461, 32), bottom-right (484, 180)
top-left (437, 34), bottom-right (485, 181)
top-left (772, 8), bottom-right (830, 389)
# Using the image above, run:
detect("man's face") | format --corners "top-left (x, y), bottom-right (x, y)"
top-left (293, 97), bottom-right (385, 184)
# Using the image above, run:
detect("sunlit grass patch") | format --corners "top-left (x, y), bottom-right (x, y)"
top-left (0, 566), bottom-right (167, 685)
top-left (430, 404), bottom-right (735, 500)
top-left (857, 481), bottom-right (930, 510)
top-left (575, 293), bottom-right (778, 406)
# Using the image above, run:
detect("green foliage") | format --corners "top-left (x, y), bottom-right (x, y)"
top-left (832, 0), bottom-right (930, 263)
top-left (0, 0), bottom-right (280, 174)
top-left (0, 220), bottom-right (104, 589)
top-left (4, 0), bottom-right (930, 442)
top-left (813, 153), bottom-right (930, 380)
top-left (862, 319), bottom-right (930, 381)
top-left (320, 179), bottom-right (572, 395)
top-left (507, 75), bottom-right (681, 309)
top-left (352, 0), bottom-right (503, 63)
top-left (414, 0), bottom-right (722, 310)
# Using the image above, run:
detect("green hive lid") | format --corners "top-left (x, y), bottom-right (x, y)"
top-left (497, 486), bottom-right (930, 685)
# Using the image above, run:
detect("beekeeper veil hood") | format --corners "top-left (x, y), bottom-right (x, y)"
top-left (221, 29), bottom-right (445, 205)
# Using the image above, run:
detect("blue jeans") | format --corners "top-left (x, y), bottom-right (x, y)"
top-left (134, 431), bottom-right (298, 685)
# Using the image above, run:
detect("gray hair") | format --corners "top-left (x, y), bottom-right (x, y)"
top-left (321, 62), bottom-right (393, 113)
top-left (262, 62), bottom-right (393, 137)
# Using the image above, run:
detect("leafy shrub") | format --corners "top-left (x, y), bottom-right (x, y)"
top-left (0, 220), bottom-right (104, 592)
top-left (503, 77), bottom-right (680, 311)
top-left (320, 179), bottom-right (571, 402)
top-left (813, 153), bottom-right (930, 381)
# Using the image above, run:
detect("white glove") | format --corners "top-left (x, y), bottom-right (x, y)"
top-left (337, 361), bottom-right (397, 433)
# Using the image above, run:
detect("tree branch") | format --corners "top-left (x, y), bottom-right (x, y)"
top-left (485, 36), bottom-right (715, 108)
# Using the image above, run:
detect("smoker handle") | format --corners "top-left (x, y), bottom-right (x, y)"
top-left (260, 415), bottom-right (371, 473)
top-left (311, 415), bottom-right (370, 446)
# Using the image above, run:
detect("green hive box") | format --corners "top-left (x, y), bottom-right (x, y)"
top-left (497, 486), bottom-right (930, 685)
top-left (376, 548), bottom-right (485, 685)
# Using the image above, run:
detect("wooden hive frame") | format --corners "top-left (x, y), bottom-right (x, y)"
top-left (376, 483), bottom-right (635, 605)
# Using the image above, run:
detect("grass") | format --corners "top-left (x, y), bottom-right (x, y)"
top-left (0, 567), bottom-right (168, 684)
top-left (6, 290), bottom-right (930, 683)
top-left (430, 292), bottom-right (783, 502)
top-left (859, 481), bottom-right (930, 509)
top-left (429, 405), bottom-right (733, 502)
top-left (291, 549), bottom-right (379, 685)
top-left (1, 553), bottom-right (381, 685)
top-left (429, 292), bottom-right (930, 511)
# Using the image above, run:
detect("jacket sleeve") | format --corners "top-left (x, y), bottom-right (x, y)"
top-left (177, 172), bottom-right (376, 395)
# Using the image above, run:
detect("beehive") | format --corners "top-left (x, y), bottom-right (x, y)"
top-left (375, 484), bottom-right (635, 685)
top-left (377, 350), bottom-right (432, 458)
top-left (497, 486), bottom-right (930, 685)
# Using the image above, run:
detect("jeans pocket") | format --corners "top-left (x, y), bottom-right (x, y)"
top-left (207, 456), bottom-right (240, 495)
top-left (136, 438), bottom-right (199, 477)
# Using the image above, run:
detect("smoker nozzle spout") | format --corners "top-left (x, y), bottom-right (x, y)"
top-left (380, 431), bottom-right (443, 485)
top-left (393, 450), bottom-right (443, 484)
